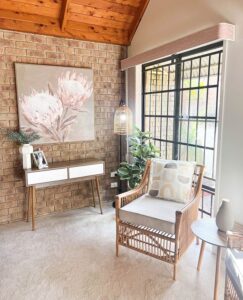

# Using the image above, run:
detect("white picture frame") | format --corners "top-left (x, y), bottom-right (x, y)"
top-left (32, 150), bottom-right (48, 169)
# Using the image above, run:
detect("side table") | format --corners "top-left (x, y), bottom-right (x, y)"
top-left (191, 218), bottom-right (227, 300)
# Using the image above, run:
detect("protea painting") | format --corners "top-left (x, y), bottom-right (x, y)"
top-left (15, 63), bottom-right (94, 144)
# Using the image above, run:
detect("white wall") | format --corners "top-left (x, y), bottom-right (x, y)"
top-left (128, 0), bottom-right (243, 223)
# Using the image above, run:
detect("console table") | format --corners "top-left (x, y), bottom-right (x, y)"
top-left (25, 159), bottom-right (105, 231)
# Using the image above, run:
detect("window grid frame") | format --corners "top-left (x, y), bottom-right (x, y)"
top-left (142, 42), bottom-right (223, 218)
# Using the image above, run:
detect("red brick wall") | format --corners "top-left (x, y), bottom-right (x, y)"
top-left (0, 30), bottom-right (126, 224)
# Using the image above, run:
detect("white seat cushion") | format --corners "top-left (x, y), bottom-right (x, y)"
top-left (226, 249), bottom-right (243, 298)
top-left (119, 194), bottom-right (185, 235)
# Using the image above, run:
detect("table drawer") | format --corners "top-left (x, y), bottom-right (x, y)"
top-left (69, 163), bottom-right (104, 179)
top-left (27, 168), bottom-right (68, 185)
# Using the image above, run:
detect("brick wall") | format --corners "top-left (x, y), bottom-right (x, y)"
top-left (0, 29), bottom-right (126, 224)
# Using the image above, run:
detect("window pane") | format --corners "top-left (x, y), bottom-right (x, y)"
top-left (168, 92), bottom-right (175, 115)
top-left (179, 120), bottom-right (188, 143)
top-left (144, 94), bottom-right (151, 115)
top-left (196, 121), bottom-right (206, 147)
top-left (198, 88), bottom-right (207, 116)
top-left (167, 118), bottom-right (174, 141)
top-left (188, 121), bottom-right (197, 145)
top-left (155, 94), bottom-right (162, 116)
top-left (205, 121), bottom-right (215, 148)
top-left (209, 53), bottom-right (220, 85)
top-left (161, 117), bottom-right (167, 140)
top-left (180, 90), bottom-right (189, 117)
top-left (166, 143), bottom-right (173, 160)
top-left (207, 88), bottom-right (217, 117)
top-left (162, 93), bottom-right (168, 115)
top-left (204, 149), bottom-right (214, 178)
top-left (190, 89), bottom-right (198, 116)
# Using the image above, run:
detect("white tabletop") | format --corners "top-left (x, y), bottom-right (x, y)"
top-left (191, 218), bottom-right (227, 248)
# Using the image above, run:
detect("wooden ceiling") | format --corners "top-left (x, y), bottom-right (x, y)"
top-left (0, 0), bottom-right (150, 45)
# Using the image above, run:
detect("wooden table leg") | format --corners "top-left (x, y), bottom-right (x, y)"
top-left (95, 177), bottom-right (103, 214)
top-left (31, 186), bottom-right (36, 231)
top-left (197, 240), bottom-right (206, 271)
top-left (214, 246), bottom-right (222, 300)
top-left (90, 180), bottom-right (96, 207)
top-left (26, 187), bottom-right (31, 222)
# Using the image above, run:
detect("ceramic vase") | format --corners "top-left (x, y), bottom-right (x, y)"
top-left (216, 198), bottom-right (234, 232)
top-left (19, 144), bottom-right (33, 169)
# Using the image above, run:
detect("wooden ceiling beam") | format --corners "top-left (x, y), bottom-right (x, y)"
top-left (69, 13), bottom-right (130, 30)
top-left (105, 0), bottom-right (141, 7)
top-left (67, 20), bottom-right (129, 39)
top-left (0, 0), bottom-right (61, 18)
top-left (72, 0), bottom-right (137, 16)
top-left (6, 0), bottom-right (62, 9)
top-left (65, 27), bottom-right (129, 45)
top-left (69, 3), bottom-right (134, 23)
top-left (0, 9), bottom-right (59, 26)
top-left (0, 16), bottom-right (129, 45)
top-left (60, 0), bottom-right (70, 31)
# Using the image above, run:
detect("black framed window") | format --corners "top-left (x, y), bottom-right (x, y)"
top-left (142, 42), bottom-right (223, 217)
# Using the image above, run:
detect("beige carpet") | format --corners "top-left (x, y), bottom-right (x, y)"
top-left (0, 205), bottom-right (224, 300)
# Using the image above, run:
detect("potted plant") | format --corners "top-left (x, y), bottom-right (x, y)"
top-left (117, 127), bottom-right (160, 189)
top-left (7, 130), bottom-right (40, 169)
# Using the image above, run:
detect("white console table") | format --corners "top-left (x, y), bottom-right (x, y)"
top-left (25, 159), bottom-right (105, 230)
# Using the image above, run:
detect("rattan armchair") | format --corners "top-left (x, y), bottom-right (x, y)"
top-left (115, 160), bottom-right (204, 280)
top-left (225, 232), bottom-right (243, 300)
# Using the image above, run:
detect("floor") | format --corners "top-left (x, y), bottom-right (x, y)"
top-left (0, 205), bottom-right (225, 300)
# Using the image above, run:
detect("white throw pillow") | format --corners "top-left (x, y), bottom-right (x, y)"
top-left (148, 159), bottom-right (196, 203)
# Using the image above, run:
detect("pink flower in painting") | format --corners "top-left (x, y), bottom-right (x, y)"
top-left (57, 71), bottom-right (93, 112)
top-left (21, 91), bottom-right (63, 126)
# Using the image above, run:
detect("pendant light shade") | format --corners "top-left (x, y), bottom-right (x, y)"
top-left (114, 101), bottom-right (133, 135)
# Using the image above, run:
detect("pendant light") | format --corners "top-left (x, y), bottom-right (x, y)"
top-left (114, 99), bottom-right (133, 135)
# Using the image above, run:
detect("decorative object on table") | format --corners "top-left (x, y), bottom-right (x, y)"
top-left (216, 198), bottom-right (234, 232)
top-left (117, 127), bottom-right (160, 189)
top-left (7, 129), bottom-right (40, 169)
top-left (32, 150), bottom-right (48, 169)
top-left (15, 63), bottom-right (94, 144)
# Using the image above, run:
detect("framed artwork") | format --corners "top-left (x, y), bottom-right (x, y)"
top-left (15, 63), bottom-right (95, 144)
top-left (32, 150), bottom-right (48, 169)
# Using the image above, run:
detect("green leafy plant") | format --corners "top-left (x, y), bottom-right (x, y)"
top-left (7, 130), bottom-right (40, 144)
top-left (118, 127), bottom-right (160, 189)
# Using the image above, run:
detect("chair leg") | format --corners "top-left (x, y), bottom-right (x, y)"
top-left (116, 238), bottom-right (119, 257)
top-left (173, 264), bottom-right (177, 280)
top-left (116, 212), bottom-right (119, 256)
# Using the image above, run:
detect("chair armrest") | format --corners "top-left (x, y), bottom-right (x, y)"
top-left (227, 231), bottom-right (243, 250)
top-left (115, 185), bottom-right (146, 209)
top-left (175, 193), bottom-right (201, 256)
top-left (115, 160), bottom-right (151, 209)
